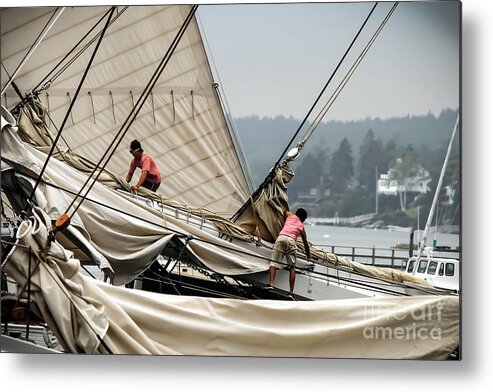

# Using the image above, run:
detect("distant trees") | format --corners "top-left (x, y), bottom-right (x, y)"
top-left (234, 112), bottom-right (460, 227)
top-left (329, 137), bottom-right (353, 196)
top-left (289, 150), bottom-right (326, 198)
top-left (235, 110), bottom-right (459, 189)
top-left (358, 129), bottom-right (388, 193)
top-left (316, 186), bottom-right (371, 218)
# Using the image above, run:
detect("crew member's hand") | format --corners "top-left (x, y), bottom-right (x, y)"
top-left (131, 185), bottom-right (139, 191)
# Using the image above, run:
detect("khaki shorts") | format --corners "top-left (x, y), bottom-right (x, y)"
top-left (271, 235), bottom-right (297, 268)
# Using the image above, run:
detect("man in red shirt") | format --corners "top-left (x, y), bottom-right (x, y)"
top-left (125, 139), bottom-right (161, 192)
top-left (269, 208), bottom-right (311, 295)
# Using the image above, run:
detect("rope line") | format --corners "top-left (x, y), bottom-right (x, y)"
top-left (232, 2), bottom-right (381, 220)
top-left (146, 256), bottom-right (402, 299)
top-left (1, 62), bottom-right (25, 101)
top-left (27, 7), bottom-right (116, 206)
top-left (1, 7), bottom-right (65, 96)
top-left (273, 1), bottom-right (379, 172)
top-left (9, 7), bottom-right (128, 116)
top-left (31, 7), bottom-right (127, 93)
top-left (5, 170), bottom-right (433, 296)
top-left (2, 209), bottom-right (417, 299)
top-left (63, 5), bottom-right (199, 221)
top-left (297, 2), bottom-right (399, 148)
top-left (30, 96), bottom-right (73, 151)
top-left (145, 270), bottom-right (247, 300)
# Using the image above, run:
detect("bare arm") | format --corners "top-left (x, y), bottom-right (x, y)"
top-left (125, 159), bottom-right (135, 182)
top-left (125, 165), bottom-right (135, 183)
top-left (131, 170), bottom-right (149, 190)
top-left (301, 230), bottom-right (310, 260)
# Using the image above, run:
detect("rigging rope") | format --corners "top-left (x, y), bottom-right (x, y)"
top-left (63, 5), bottom-right (199, 221)
top-left (27, 96), bottom-right (74, 152)
top-left (145, 270), bottom-right (248, 300)
top-left (1, 7), bottom-right (65, 96)
top-left (9, 7), bottom-right (128, 116)
top-left (232, 2), bottom-right (381, 220)
top-left (1, 62), bottom-right (25, 101)
top-left (295, 2), bottom-right (399, 150)
top-left (32, 7), bottom-right (128, 94)
top-left (9, 170), bottom-right (431, 296)
top-left (27, 7), bottom-right (116, 206)
top-left (273, 1), bottom-right (379, 174)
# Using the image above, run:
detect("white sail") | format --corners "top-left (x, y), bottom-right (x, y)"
top-left (3, 207), bottom-right (459, 357)
top-left (1, 5), bottom-right (252, 215)
top-left (0, 106), bottom-right (267, 285)
top-left (0, 5), bottom-right (444, 295)
top-left (2, 105), bottom-right (435, 292)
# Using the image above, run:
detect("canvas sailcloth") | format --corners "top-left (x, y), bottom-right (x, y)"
top-left (1, 106), bottom-right (270, 285)
top-left (3, 206), bottom-right (459, 357)
top-left (1, 105), bottom-right (433, 290)
top-left (1, 5), bottom-right (252, 216)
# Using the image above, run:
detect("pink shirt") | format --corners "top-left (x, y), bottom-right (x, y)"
top-left (130, 152), bottom-right (161, 184)
top-left (279, 214), bottom-right (305, 241)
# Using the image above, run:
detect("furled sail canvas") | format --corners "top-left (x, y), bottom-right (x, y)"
top-left (1, 3), bottom-right (460, 362)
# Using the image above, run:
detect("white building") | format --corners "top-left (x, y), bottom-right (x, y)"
top-left (377, 167), bottom-right (431, 196)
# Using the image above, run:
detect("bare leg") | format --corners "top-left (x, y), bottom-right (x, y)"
top-left (269, 266), bottom-right (277, 287)
top-left (289, 266), bottom-right (296, 294)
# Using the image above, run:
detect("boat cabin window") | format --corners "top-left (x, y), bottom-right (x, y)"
top-left (407, 260), bottom-right (415, 273)
top-left (417, 260), bottom-right (428, 273)
top-left (445, 263), bottom-right (455, 276)
top-left (427, 261), bottom-right (438, 275)
top-left (439, 263), bottom-right (444, 276)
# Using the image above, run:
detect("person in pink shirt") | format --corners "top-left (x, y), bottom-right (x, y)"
top-left (125, 139), bottom-right (161, 192)
top-left (269, 208), bottom-right (311, 295)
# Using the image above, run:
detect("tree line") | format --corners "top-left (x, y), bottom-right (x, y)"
top-left (288, 130), bottom-right (459, 228)
top-left (235, 108), bottom-right (460, 228)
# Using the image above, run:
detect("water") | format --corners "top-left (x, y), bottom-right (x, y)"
top-left (305, 225), bottom-right (459, 250)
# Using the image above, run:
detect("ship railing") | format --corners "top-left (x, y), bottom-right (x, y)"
top-left (315, 244), bottom-right (459, 270)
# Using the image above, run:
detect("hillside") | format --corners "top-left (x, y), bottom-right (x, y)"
top-left (234, 108), bottom-right (459, 187)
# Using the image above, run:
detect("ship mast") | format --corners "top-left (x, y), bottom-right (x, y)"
top-left (413, 114), bottom-right (459, 270)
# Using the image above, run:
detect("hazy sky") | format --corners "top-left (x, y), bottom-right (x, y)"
top-left (198, 1), bottom-right (460, 121)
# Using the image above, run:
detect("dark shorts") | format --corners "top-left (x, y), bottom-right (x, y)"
top-left (142, 180), bottom-right (160, 192)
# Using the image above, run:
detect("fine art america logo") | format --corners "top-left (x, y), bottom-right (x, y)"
top-left (362, 302), bottom-right (444, 341)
